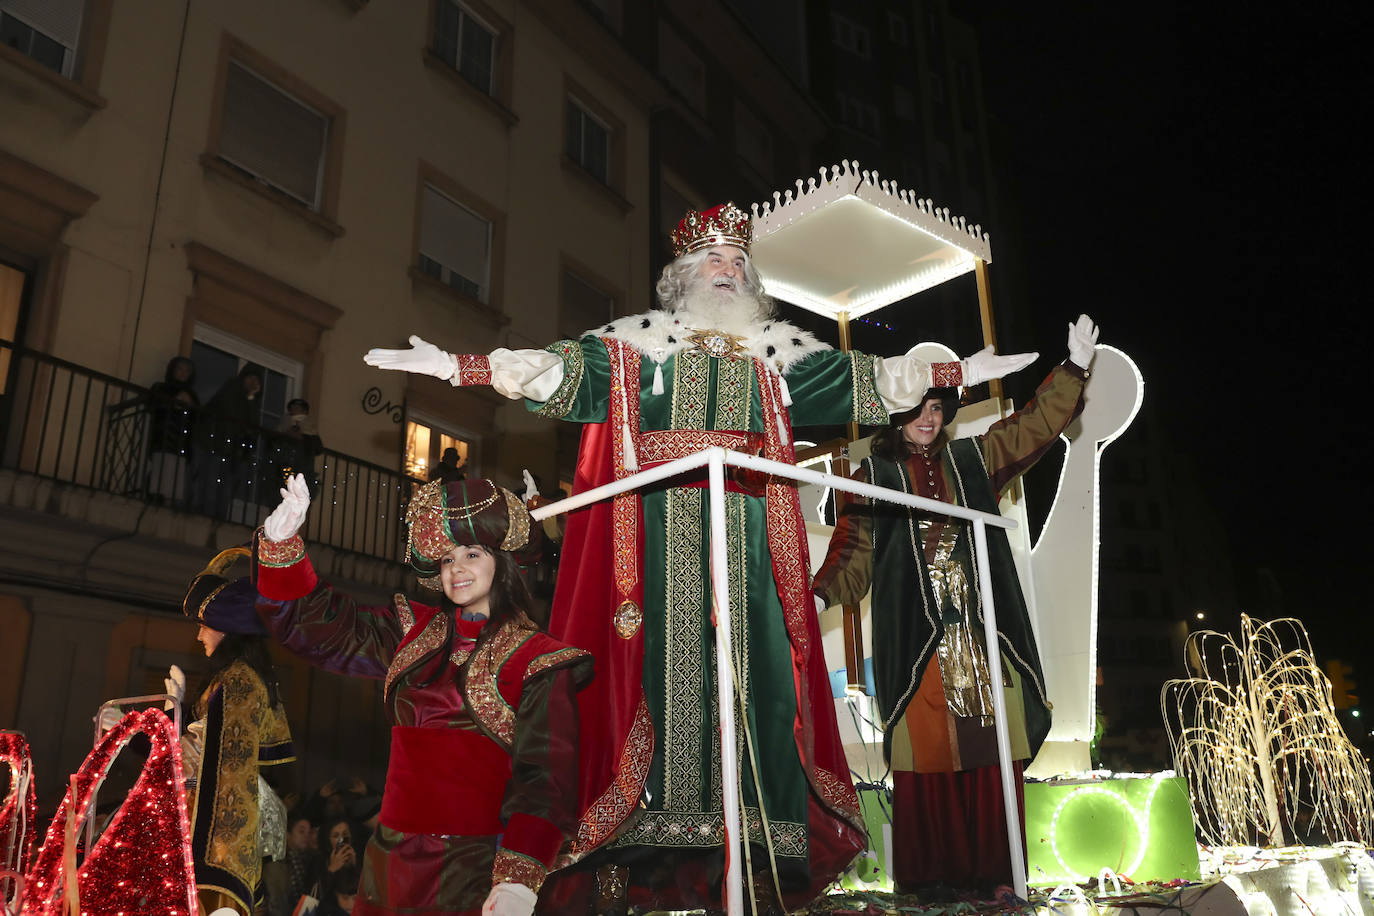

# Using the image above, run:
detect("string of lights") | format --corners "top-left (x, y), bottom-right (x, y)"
top-left (1161, 615), bottom-right (1374, 848)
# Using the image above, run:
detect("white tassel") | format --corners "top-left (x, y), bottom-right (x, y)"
top-left (621, 422), bottom-right (639, 471)
top-left (652, 362), bottom-right (664, 395)
top-left (777, 372), bottom-right (793, 407)
top-left (775, 406), bottom-right (789, 446)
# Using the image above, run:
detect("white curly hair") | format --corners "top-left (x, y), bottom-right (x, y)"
top-left (655, 248), bottom-right (776, 323)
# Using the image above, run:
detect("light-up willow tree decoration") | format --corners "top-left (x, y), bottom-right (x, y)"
top-left (1162, 615), bottom-right (1374, 848)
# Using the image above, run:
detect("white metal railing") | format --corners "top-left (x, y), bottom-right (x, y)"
top-left (530, 446), bottom-right (1027, 913)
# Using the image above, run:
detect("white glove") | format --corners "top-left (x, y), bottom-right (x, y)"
top-left (1066, 313), bottom-right (1099, 369)
top-left (814, 593), bottom-right (826, 615)
top-left (482, 882), bottom-right (537, 916)
top-left (363, 335), bottom-right (456, 381)
top-left (961, 345), bottom-right (1038, 388)
top-left (97, 705), bottom-right (123, 732)
top-left (521, 470), bottom-right (539, 502)
top-left (263, 473), bottom-right (311, 542)
top-left (164, 664), bottom-right (186, 711)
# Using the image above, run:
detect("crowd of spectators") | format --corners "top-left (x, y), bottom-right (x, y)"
top-left (262, 777), bottom-right (381, 916)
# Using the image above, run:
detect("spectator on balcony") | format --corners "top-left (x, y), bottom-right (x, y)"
top-left (276, 398), bottom-right (324, 497)
top-left (427, 446), bottom-right (465, 484)
top-left (193, 364), bottom-right (264, 517)
top-left (146, 355), bottom-right (199, 507)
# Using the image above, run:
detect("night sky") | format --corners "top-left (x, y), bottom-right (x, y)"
top-left (960, 2), bottom-right (1373, 665)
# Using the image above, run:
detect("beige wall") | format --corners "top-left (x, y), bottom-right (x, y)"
top-left (0, 0), bottom-right (654, 487)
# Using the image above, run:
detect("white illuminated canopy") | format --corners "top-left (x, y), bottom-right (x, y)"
top-left (749, 160), bottom-right (993, 321)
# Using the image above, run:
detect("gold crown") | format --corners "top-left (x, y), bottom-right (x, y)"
top-left (670, 203), bottom-right (753, 258)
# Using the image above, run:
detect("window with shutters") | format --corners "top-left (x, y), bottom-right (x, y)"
top-left (431, 0), bottom-right (497, 96)
top-left (410, 164), bottom-right (505, 318)
top-left (559, 262), bottom-right (618, 340)
top-left (203, 35), bottom-right (346, 234)
top-left (418, 184), bottom-right (490, 303)
top-left (0, 0), bottom-right (78, 75)
top-left (566, 97), bottom-right (611, 185)
top-left (0, 0), bottom-right (110, 104)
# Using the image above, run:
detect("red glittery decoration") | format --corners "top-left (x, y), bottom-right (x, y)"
top-left (1, 730), bottom-right (38, 903)
top-left (21, 708), bottom-right (196, 916)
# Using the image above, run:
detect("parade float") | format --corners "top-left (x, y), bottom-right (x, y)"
top-left (4, 162), bottom-right (1371, 916)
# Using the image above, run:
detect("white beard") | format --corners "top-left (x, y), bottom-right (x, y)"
top-left (675, 278), bottom-right (761, 336)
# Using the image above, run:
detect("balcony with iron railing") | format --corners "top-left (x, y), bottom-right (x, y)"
top-left (0, 339), bottom-right (413, 572)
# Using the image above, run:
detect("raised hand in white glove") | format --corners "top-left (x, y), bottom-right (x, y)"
top-left (363, 335), bottom-right (455, 381)
top-left (97, 705), bottom-right (123, 732)
top-left (521, 470), bottom-right (539, 503)
top-left (1066, 313), bottom-right (1099, 369)
top-left (961, 345), bottom-right (1038, 388)
top-left (481, 882), bottom-right (537, 916)
top-left (164, 664), bottom-right (186, 711)
top-left (814, 594), bottom-right (826, 615)
top-left (263, 473), bottom-right (311, 542)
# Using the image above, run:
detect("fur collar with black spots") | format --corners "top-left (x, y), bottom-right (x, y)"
top-left (583, 309), bottom-right (829, 374)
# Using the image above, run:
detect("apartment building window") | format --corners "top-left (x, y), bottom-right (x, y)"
top-left (892, 84), bottom-right (915, 121)
top-left (191, 325), bottom-right (302, 430)
top-left (418, 184), bottom-right (491, 303)
top-left (433, 0), bottom-right (496, 95)
top-left (566, 97), bottom-right (610, 185)
top-left (221, 63), bottom-right (328, 208)
top-left (734, 101), bottom-right (773, 180)
top-left (404, 413), bottom-right (474, 482)
top-left (580, 0), bottom-right (621, 33)
top-left (560, 265), bottom-right (616, 339)
top-left (204, 36), bottom-right (346, 231)
top-left (659, 22), bottom-right (706, 114)
top-left (836, 91), bottom-right (880, 136)
top-left (0, 261), bottom-right (28, 392)
top-left (0, 1), bottom-right (79, 75)
top-left (830, 13), bottom-right (871, 59)
top-left (887, 11), bottom-right (909, 47)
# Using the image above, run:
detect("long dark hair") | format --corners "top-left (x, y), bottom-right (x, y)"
top-left (205, 631), bottom-right (283, 707)
top-left (417, 546), bottom-right (539, 688)
top-left (869, 389), bottom-right (959, 461)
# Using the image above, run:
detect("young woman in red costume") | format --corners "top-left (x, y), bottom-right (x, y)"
top-left (252, 474), bottom-right (592, 916)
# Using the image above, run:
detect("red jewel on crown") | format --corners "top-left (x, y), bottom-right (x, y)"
top-left (670, 203), bottom-right (753, 258)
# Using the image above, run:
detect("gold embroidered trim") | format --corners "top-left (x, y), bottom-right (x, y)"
top-left (811, 764), bottom-right (862, 821)
top-left (663, 487), bottom-right (706, 810)
top-left (385, 612), bottom-right (447, 698)
top-left (395, 594), bottom-right (415, 632)
top-left (573, 698), bottom-right (654, 855)
top-left (524, 646), bottom-right (590, 679)
top-left (607, 340), bottom-right (642, 602)
top-left (532, 340), bottom-right (584, 419)
top-left (453, 353), bottom-right (493, 387)
top-left (257, 533), bottom-right (305, 567)
top-left (492, 849), bottom-right (547, 892)
top-left (754, 361), bottom-right (810, 655)
top-left (637, 429), bottom-right (761, 464)
top-left (931, 360), bottom-right (963, 388)
top-left (196, 581), bottom-right (231, 623)
top-left (499, 487), bottom-right (531, 551)
top-left (464, 621), bottom-right (536, 748)
top-left (612, 807), bottom-right (807, 856)
top-left (851, 352), bottom-right (888, 425)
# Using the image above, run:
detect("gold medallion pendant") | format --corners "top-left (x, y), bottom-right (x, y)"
top-left (685, 328), bottom-right (749, 359)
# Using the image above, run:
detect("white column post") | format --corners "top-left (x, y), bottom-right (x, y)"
top-left (707, 448), bottom-right (745, 916)
top-left (972, 518), bottom-right (1028, 900)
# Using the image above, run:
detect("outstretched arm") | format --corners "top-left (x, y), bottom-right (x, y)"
top-left (363, 335), bottom-right (566, 401)
top-left (873, 345), bottom-right (1039, 413)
